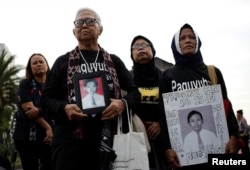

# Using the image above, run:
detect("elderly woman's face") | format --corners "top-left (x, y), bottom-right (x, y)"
top-left (179, 28), bottom-right (197, 56)
top-left (73, 10), bottom-right (102, 43)
top-left (132, 39), bottom-right (153, 64)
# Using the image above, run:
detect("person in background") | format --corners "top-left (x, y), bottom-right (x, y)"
top-left (130, 35), bottom-right (168, 169)
top-left (159, 23), bottom-right (239, 169)
top-left (236, 109), bottom-right (250, 154)
top-left (13, 53), bottom-right (53, 170)
top-left (81, 78), bottom-right (105, 109)
top-left (40, 7), bottom-right (140, 170)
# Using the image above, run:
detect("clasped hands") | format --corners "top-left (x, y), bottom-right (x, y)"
top-left (65, 98), bottom-right (125, 121)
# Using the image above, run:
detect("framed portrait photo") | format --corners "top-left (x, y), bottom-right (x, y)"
top-left (73, 72), bottom-right (110, 115)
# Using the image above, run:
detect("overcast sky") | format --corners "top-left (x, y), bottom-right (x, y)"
top-left (1, 0), bottom-right (250, 123)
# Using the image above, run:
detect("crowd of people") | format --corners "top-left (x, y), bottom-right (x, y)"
top-left (1, 7), bottom-right (249, 170)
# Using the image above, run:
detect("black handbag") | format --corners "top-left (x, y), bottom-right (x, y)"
top-left (100, 141), bottom-right (117, 170)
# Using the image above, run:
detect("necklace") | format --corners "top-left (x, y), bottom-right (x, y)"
top-left (79, 49), bottom-right (100, 64)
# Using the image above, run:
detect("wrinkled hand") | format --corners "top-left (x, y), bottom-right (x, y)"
top-left (102, 99), bottom-right (125, 120)
top-left (225, 135), bottom-right (238, 154)
top-left (165, 149), bottom-right (181, 169)
top-left (146, 121), bottom-right (160, 140)
top-left (65, 104), bottom-right (87, 121)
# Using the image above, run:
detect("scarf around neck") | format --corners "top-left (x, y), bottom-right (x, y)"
top-left (67, 46), bottom-right (120, 103)
top-left (67, 45), bottom-right (120, 142)
top-left (132, 58), bottom-right (161, 87)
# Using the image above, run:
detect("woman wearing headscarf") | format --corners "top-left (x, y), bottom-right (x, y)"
top-left (159, 23), bottom-right (239, 169)
top-left (130, 35), bottom-right (169, 169)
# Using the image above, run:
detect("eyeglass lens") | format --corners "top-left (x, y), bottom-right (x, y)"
top-left (132, 43), bottom-right (150, 50)
top-left (74, 18), bottom-right (96, 28)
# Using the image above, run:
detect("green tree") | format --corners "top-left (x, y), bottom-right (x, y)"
top-left (0, 49), bottom-right (23, 147)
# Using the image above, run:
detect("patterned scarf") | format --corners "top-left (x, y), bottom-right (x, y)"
top-left (67, 46), bottom-right (120, 103)
top-left (67, 45), bottom-right (120, 143)
top-left (29, 79), bottom-right (41, 141)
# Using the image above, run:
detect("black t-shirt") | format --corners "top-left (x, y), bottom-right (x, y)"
top-left (13, 79), bottom-right (46, 141)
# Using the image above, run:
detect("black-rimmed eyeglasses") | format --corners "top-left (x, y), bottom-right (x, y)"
top-left (73, 18), bottom-right (98, 28)
top-left (132, 43), bottom-right (151, 50)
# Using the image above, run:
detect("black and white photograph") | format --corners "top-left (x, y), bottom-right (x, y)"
top-left (162, 85), bottom-right (229, 166)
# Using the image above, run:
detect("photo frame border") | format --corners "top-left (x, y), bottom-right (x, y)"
top-left (73, 72), bottom-right (110, 115)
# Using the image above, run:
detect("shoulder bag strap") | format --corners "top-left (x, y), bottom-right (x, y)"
top-left (207, 65), bottom-right (218, 85)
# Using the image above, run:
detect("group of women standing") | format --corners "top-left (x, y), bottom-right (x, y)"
top-left (11, 7), bottom-right (240, 170)
top-left (129, 23), bottom-right (239, 170)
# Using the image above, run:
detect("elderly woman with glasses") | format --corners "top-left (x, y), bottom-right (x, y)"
top-left (40, 7), bottom-right (140, 170)
top-left (130, 35), bottom-right (172, 169)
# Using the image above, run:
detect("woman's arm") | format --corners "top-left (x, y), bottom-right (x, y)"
top-left (35, 117), bottom-right (53, 145)
top-left (21, 101), bottom-right (53, 145)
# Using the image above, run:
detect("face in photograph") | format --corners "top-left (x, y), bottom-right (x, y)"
top-left (188, 113), bottom-right (203, 132)
top-left (85, 79), bottom-right (98, 95)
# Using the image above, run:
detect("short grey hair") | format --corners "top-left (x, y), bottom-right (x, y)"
top-left (75, 7), bottom-right (102, 26)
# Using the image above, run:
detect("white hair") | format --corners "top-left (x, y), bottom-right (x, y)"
top-left (75, 7), bottom-right (102, 26)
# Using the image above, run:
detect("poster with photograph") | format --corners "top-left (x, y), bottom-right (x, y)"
top-left (162, 85), bottom-right (229, 166)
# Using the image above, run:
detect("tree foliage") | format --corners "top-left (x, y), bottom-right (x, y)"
top-left (0, 49), bottom-right (23, 144)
